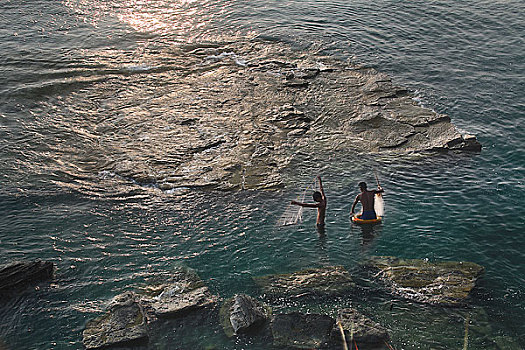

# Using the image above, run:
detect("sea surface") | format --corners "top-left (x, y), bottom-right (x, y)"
top-left (0, 0), bottom-right (524, 349)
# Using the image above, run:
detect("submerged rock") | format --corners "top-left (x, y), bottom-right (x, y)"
top-left (219, 294), bottom-right (270, 336)
top-left (271, 313), bottom-right (335, 349)
top-left (331, 308), bottom-right (390, 347)
top-left (253, 266), bottom-right (355, 299)
top-left (82, 292), bottom-right (148, 350)
top-left (366, 256), bottom-right (484, 306)
top-left (493, 335), bottom-right (523, 350)
top-left (58, 39), bottom-right (482, 197)
top-left (0, 260), bottom-right (53, 294)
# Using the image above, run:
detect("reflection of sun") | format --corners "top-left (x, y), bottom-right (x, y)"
top-left (116, 0), bottom-right (207, 34)
top-left (65, 0), bottom-right (215, 35)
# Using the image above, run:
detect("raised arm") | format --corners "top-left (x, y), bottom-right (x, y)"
top-left (374, 186), bottom-right (384, 194)
top-left (317, 176), bottom-right (326, 201)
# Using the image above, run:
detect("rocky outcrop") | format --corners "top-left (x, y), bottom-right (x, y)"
top-left (0, 260), bottom-right (53, 294)
top-left (82, 267), bottom-right (218, 348)
top-left (82, 292), bottom-right (148, 350)
top-left (271, 313), bottom-right (335, 349)
top-left (138, 268), bottom-right (218, 319)
top-left (253, 266), bottom-right (355, 299)
top-left (219, 294), bottom-right (270, 336)
top-left (331, 308), bottom-right (390, 347)
top-left (61, 40), bottom-right (481, 196)
top-left (149, 285), bottom-right (217, 318)
top-left (366, 256), bottom-right (484, 306)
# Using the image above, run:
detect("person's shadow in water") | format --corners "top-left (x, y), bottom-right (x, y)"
top-left (351, 222), bottom-right (382, 250)
top-left (315, 225), bottom-right (331, 265)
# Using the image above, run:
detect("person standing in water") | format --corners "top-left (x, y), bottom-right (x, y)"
top-left (291, 176), bottom-right (327, 227)
top-left (350, 182), bottom-right (384, 220)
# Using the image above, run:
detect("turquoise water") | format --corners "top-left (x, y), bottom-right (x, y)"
top-left (0, 1), bottom-right (524, 349)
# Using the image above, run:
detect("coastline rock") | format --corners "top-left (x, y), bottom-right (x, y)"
top-left (253, 266), bottom-right (355, 299)
top-left (139, 267), bottom-right (218, 318)
top-left (82, 292), bottom-right (148, 350)
top-left (0, 260), bottom-right (53, 294)
top-left (150, 285), bottom-right (218, 318)
top-left (219, 294), bottom-right (270, 336)
top-left (62, 40), bottom-right (481, 196)
top-left (366, 256), bottom-right (484, 306)
top-left (271, 313), bottom-right (335, 349)
top-left (331, 308), bottom-right (389, 347)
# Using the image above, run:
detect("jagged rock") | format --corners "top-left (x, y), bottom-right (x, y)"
top-left (60, 40), bottom-right (481, 196)
top-left (0, 260), bottom-right (53, 294)
top-left (253, 266), bottom-right (355, 299)
top-left (452, 134), bottom-right (482, 151)
top-left (139, 267), bottom-right (218, 318)
top-left (82, 292), bottom-right (148, 349)
top-left (331, 308), bottom-right (389, 347)
top-left (150, 285), bottom-right (217, 318)
top-left (82, 267), bottom-right (219, 348)
top-left (367, 256), bottom-right (484, 306)
top-left (219, 294), bottom-right (270, 336)
top-left (271, 313), bottom-right (335, 349)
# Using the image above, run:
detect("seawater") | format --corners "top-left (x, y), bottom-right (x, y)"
top-left (0, 1), bottom-right (524, 349)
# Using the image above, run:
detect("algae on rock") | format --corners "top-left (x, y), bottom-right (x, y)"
top-left (271, 312), bottom-right (335, 349)
top-left (82, 292), bottom-right (148, 350)
top-left (366, 256), bottom-right (484, 306)
top-left (332, 308), bottom-right (390, 347)
top-left (253, 266), bottom-right (355, 299)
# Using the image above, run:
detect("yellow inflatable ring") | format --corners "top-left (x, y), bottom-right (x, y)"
top-left (351, 214), bottom-right (382, 224)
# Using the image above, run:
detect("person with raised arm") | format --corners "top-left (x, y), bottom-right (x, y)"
top-left (291, 176), bottom-right (327, 227)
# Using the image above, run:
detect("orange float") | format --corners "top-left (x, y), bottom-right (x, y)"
top-left (351, 214), bottom-right (382, 224)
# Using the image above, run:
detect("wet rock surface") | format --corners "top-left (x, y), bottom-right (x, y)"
top-left (219, 294), bottom-right (270, 336)
top-left (53, 39), bottom-right (481, 196)
top-left (253, 266), bottom-right (355, 299)
top-left (82, 292), bottom-right (148, 350)
top-left (332, 308), bottom-right (390, 346)
top-left (366, 256), bottom-right (484, 306)
top-left (0, 260), bottom-right (53, 294)
top-left (138, 268), bottom-right (218, 319)
top-left (149, 285), bottom-right (217, 318)
top-left (82, 267), bottom-right (218, 348)
top-left (271, 312), bottom-right (335, 349)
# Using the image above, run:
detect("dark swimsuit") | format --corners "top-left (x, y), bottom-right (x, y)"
top-left (360, 210), bottom-right (377, 220)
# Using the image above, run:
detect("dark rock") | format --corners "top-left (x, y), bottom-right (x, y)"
top-left (331, 308), bottom-right (389, 347)
top-left (253, 266), bottom-right (355, 299)
top-left (366, 256), bottom-right (484, 306)
top-left (283, 79), bottom-right (310, 88)
top-left (82, 292), bottom-right (148, 350)
top-left (452, 134), bottom-right (482, 151)
top-left (493, 335), bottom-right (523, 350)
top-left (271, 313), bottom-right (335, 349)
top-left (0, 260), bottom-right (53, 294)
top-left (219, 294), bottom-right (270, 336)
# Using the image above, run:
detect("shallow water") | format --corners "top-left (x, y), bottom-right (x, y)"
top-left (0, 1), bottom-right (524, 349)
